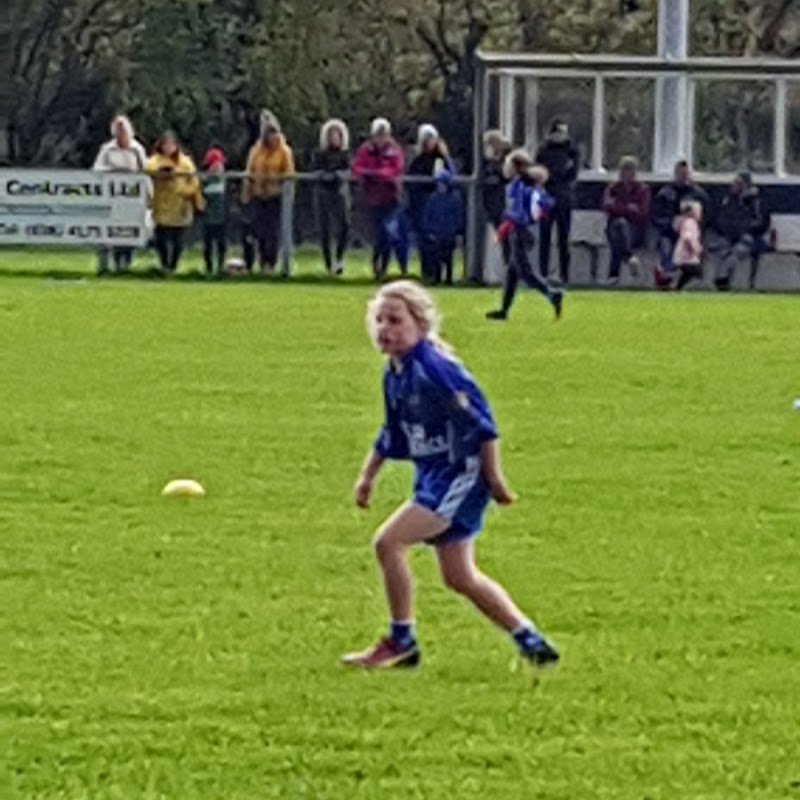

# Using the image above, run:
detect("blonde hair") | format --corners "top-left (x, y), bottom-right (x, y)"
top-left (528, 164), bottom-right (549, 185)
top-left (680, 199), bottom-right (703, 220)
top-left (366, 280), bottom-right (453, 354)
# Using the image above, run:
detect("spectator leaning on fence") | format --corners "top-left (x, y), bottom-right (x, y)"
top-left (312, 118), bottom-right (351, 276)
top-left (92, 114), bottom-right (147, 275)
top-left (652, 160), bottom-right (710, 288)
top-left (241, 110), bottom-right (295, 274)
top-left (406, 124), bottom-right (454, 280)
top-left (709, 171), bottom-right (771, 291)
top-left (351, 117), bottom-right (406, 281)
top-left (201, 147), bottom-right (228, 277)
top-left (601, 156), bottom-right (651, 285)
top-left (535, 119), bottom-right (580, 284)
top-left (146, 131), bottom-right (204, 275)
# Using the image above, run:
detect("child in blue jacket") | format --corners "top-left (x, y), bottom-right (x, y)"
top-left (420, 169), bottom-right (464, 285)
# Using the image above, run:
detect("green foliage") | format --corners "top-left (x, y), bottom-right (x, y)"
top-left (1, 0), bottom-right (798, 167)
top-left (2, 264), bottom-right (800, 798)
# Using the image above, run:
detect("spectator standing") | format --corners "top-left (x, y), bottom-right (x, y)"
top-left (351, 117), bottom-right (405, 280)
top-left (481, 130), bottom-right (512, 230)
top-left (601, 156), bottom-right (651, 285)
top-left (201, 147), bottom-right (228, 277)
top-left (673, 200), bottom-right (704, 290)
top-left (312, 119), bottom-right (351, 275)
top-left (710, 172), bottom-right (770, 291)
top-left (241, 110), bottom-right (295, 274)
top-left (536, 119), bottom-right (579, 284)
top-left (652, 160), bottom-right (710, 288)
top-left (92, 114), bottom-right (147, 275)
top-left (420, 168), bottom-right (464, 285)
top-left (146, 131), bottom-right (203, 275)
top-left (406, 124), bottom-right (453, 280)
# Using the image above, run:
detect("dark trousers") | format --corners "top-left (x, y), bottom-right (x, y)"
top-left (370, 203), bottom-right (401, 279)
top-left (244, 197), bottom-right (281, 270)
top-left (606, 218), bottom-right (645, 278)
top-left (155, 226), bottom-right (185, 273)
top-left (676, 263), bottom-right (702, 290)
top-left (420, 237), bottom-right (456, 284)
top-left (539, 199), bottom-right (572, 281)
top-left (203, 223), bottom-right (227, 275)
top-left (501, 227), bottom-right (551, 313)
top-left (318, 192), bottom-right (349, 270)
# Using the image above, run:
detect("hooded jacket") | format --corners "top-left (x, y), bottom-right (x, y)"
top-left (351, 137), bottom-right (405, 207)
top-left (242, 111), bottom-right (295, 203)
top-left (422, 172), bottom-right (464, 242)
top-left (93, 116), bottom-right (147, 173)
top-left (312, 119), bottom-right (351, 198)
top-left (145, 150), bottom-right (204, 228)
top-left (535, 136), bottom-right (579, 201)
top-left (715, 185), bottom-right (769, 242)
top-left (407, 140), bottom-right (454, 232)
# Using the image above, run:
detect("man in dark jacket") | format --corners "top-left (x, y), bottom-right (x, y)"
top-left (710, 172), bottom-right (770, 290)
top-left (652, 160), bottom-right (710, 286)
top-left (480, 129), bottom-right (512, 229)
top-left (535, 119), bottom-right (580, 283)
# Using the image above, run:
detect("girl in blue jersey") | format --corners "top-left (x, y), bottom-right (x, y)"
top-left (342, 280), bottom-right (559, 669)
top-left (486, 151), bottom-right (563, 321)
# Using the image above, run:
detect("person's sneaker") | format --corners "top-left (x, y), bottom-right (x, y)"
top-left (605, 276), bottom-right (620, 287)
top-left (654, 266), bottom-right (672, 290)
top-left (625, 255), bottom-right (641, 277)
top-left (551, 289), bottom-right (563, 320)
top-left (334, 260), bottom-right (344, 276)
top-left (485, 309), bottom-right (508, 321)
top-left (342, 637), bottom-right (420, 669)
top-left (521, 636), bottom-right (560, 667)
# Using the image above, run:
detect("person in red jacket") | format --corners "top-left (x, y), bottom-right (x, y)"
top-left (351, 117), bottom-right (405, 280)
top-left (602, 156), bottom-right (651, 285)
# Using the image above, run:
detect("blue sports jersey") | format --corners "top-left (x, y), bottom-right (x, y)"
top-left (374, 339), bottom-right (498, 467)
top-left (373, 339), bottom-right (498, 544)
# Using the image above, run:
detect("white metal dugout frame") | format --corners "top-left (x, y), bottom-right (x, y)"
top-left (465, 0), bottom-right (800, 280)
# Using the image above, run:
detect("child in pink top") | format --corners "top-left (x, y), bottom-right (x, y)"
top-left (673, 200), bottom-right (703, 290)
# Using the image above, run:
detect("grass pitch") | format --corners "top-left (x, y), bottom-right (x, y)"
top-left (1, 248), bottom-right (799, 799)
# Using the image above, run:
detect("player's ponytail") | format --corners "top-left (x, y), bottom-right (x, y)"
top-left (367, 280), bottom-right (454, 356)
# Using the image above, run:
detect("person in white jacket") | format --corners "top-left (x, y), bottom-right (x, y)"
top-left (92, 115), bottom-right (147, 274)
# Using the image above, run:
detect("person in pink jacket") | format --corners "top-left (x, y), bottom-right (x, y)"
top-left (351, 117), bottom-right (405, 280)
top-left (672, 200), bottom-right (704, 291)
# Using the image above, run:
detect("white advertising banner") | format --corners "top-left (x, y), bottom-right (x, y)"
top-left (0, 169), bottom-right (150, 247)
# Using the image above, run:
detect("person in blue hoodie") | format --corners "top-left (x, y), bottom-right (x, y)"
top-left (486, 151), bottom-right (563, 321)
top-left (420, 168), bottom-right (464, 285)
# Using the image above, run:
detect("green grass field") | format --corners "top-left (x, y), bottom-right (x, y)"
top-left (2, 248), bottom-right (799, 799)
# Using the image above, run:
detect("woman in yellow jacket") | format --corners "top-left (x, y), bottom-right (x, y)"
top-left (241, 110), bottom-right (295, 273)
top-left (146, 131), bottom-right (204, 274)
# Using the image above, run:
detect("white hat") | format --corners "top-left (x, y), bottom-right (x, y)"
top-left (370, 117), bottom-right (391, 136)
top-left (418, 123), bottom-right (439, 145)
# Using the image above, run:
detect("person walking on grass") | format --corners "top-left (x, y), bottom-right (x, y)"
top-left (485, 152), bottom-right (562, 321)
top-left (342, 280), bottom-right (559, 670)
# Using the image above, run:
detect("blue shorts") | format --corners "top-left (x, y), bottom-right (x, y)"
top-left (413, 456), bottom-right (491, 546)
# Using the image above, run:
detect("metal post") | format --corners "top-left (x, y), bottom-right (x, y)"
top-left (467, 60), bottom-right (488, 283)
top-left (654, 0), bottom-right (690, 173)
top-left (279, 178), bottom-right (293, 276)
top-left (498, 73), bottom-right (516, 141)
top-left (524, 77), bottom-right (539, 154)
top-left (775, 77), bottom-right (787, 176)
top-left (592, 75), bottom-right (606, 171)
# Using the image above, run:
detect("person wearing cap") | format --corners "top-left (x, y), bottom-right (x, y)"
top-left (535, 119), bottom-right (580, 284)
top-left (146, 131), bottom-right (204, 275)
top-left (419, 168), bottom-right (464, 285)
top-left (241, 110), bottom-right (295, 274)
top-left (92, 114), bottom-right (147, 275)
top-left (406, 124), bottom-right (454, 280)
top-left (312, 119), bottom-right (351, 275)
top-left (709, 171), bottom-right (770, 290)
top-left (351, 117), bottom-right (405, 280)
top-left (601, 156), bottom-right (651, 285)
top-left (201, 147), bottom-right (228, 277)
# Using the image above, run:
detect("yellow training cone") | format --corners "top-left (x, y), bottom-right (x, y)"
top-left (162, 479), bottom-right (205, 497)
